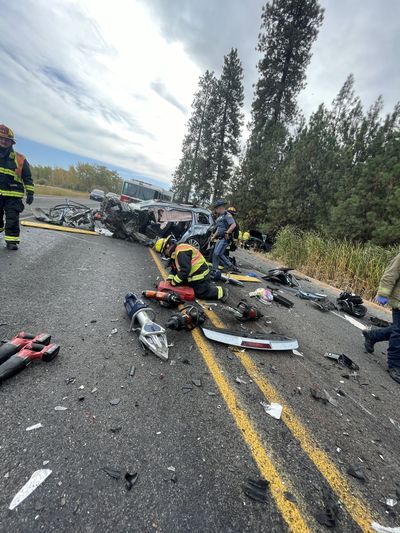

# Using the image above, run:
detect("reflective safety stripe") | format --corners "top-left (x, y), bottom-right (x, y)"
top-left (0, 190), bottom-right (24, 197)
top-left (174, 243), bottom-right (208, 281)
top-left (4, 235), bottom-right (20, 243)
top-left (0, 167), bottom-right (16, 177)
top-left (0, 227), bottom-right (4, 232)
top-left (217, 286), bottom-right (224, 299)
top-left (25, 185), bottom-right (34, 192)
top-left (189, 267), bottom-right (209, 282)
top-left (172, 274), bottom-right (183, 284)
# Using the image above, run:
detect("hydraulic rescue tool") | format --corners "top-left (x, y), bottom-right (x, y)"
top-left (0, 331), bottom-right (51, 365)
top-left (211, 270), bottom-right (244, 287)
top-left (142, 290), bottom-right (183, 308)
top-left (166, 305), bottom-right (206, 331)
top-left (226, 300), bottom-right (263, 322)
top-left (124, 293), bottom-right (169, 361)
top-left (158, 280), bottom-right (195, 301)
top-left (201, 326), bottom-right (299, 351)
top-left (0, 342), bottom-right (60, 384)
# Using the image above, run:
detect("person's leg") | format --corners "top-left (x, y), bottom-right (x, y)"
top-left (192, 277), bottom-right (226, 300)
top-left (387, 309), bottom-right (400, 369)
top-left (0, 196), bottom-right (4, 236)
top-left (213, 239), bottom-right (231, 270)
top-left (4, 198), bottom-right (24, 247)
top-left (368, 325), bottom-right (393, 344)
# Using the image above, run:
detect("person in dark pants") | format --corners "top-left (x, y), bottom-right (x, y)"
top-left (0, 124), bottom-right (34, 250)
top-left (363, 252), bottom-right (400, 383)
top-left (211, 199), bottom-right (240, 273)
top-left (154, 236), bottom-right (228, 301)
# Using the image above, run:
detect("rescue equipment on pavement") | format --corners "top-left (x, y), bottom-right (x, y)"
top-left (166, 305), bottom-right (206, 331)
top-left (336, 291), bottom-right (367, 318)
top-left (142, 290), bottom-right (183, 308)
top-left (262, 267), bottom-right (299, 288)
top-left (211, 270), bottom-right (244, 287)
top-left (21, 220), bottom-right (98, 236)
top-left (226, 300), bottom-right (263, 322)
top-left (0, 333), bottom-right (59, 385)
top-left (201, 326), bottom-right (299, 351)
top-left (158, 280), bottom-right (195, 301)
top-left (124, 293), bottom-right (169, 361)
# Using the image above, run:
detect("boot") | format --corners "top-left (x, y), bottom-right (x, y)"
top-left (388, 367), bottom-right (400, 384)
top-left (220, 287), bottom-right (229, 303)
top-left (362, 331), bottom-right (374, 354)
top-left (6, 242), bottom-right (18, 251)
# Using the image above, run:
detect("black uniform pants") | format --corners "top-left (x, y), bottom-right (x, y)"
top-left (0, 196), bottom-right (24, 244)
top-left (191, 274), bottom-right (224, 300)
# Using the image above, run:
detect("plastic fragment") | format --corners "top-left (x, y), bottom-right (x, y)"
top-left (347, 465), bottom-right (367, 482)
top-left (371, 522), bottom-right (400, 533)
top-left (235, 377), bottom-right (247, 384)
top-left (9, 469), bottom-right (52, 510)
top-left (167, 466), bottom-right (176, 472)
top-left (26, 423), bottom-right (43, 432)
top-left (292, 349), bottom-right (304, 357)
top-left (260, 401), bottom-right (282, 420)
top-left (242, 478), bottom-right (269, 503)
top-left (102, 467), bottom-right (121, 480)
top-left (129, 365), bottom-right (136, 377)
top-left (109, 398), bottom-right (121, 406)
top-left (386, 497), bottom-right (398, 508)
top-left (54, 406), bottom-right (67, 411)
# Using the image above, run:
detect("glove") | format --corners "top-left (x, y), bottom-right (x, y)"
top-left (376, 295), bottom-right (388, 306)
top-left (26, 193), bottom-right (34, 205)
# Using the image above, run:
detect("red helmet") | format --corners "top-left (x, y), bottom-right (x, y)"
top-left (0, 124), bottom-right (15, 144)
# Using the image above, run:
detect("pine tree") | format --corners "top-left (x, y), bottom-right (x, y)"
top-left (212, 48), bottom-right (244, 202)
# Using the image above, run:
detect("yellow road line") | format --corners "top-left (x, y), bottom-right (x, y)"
top-left (21, 220), bottom-right (98, 235)
top-left (149, 248), bottom-right (310, 533)
top-left (200, 302), bottom-right (375, 532)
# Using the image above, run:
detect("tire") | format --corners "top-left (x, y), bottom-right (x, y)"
top-left (187, 237), bottom-right (200, 249)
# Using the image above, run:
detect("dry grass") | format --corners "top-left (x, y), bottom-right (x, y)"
top-left (35, 185), bottom-right (89, 198)
top-left (271, 226), bottom-right (398, 300)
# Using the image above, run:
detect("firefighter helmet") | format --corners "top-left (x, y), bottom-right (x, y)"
top-left (154, 235), bottom-right (174, 254)
top-left (0, 124), bottom-right (15, 144)
top-left (227, 206), bottom-right (237, 215)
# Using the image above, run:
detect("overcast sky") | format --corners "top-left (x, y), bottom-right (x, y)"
top-left (0, 0), bottom-right (398, 186)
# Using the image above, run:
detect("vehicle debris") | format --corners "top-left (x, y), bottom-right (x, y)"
top-left (385, 496), bottom-right (398, 508)
top-left (201, 326), bottom-right (299, 351)
top-left (310, 386), bottom-right (328, 404)
top-left (102, 467), bottom-right (121, 480)
top-left (324, 352), bottom-right (360, 371)
top-left (129, 364), bottom-right (136, 377)
top-left (9, 469), bottom-right (52, 510)
top-left (249, 288), bottom-right (273, 305)
top-left (26, 423), bottom-right (43, 431)
top-left (235, 377), bottom-right (247, 384)
top-left (166, 305), bottom-right (206, 331)
top-left (312, 300), bottom-right (337, 312)
top-left (371, 522), bottom-right (400, 533)
top-left (167, 466), bottom-right (176, 472)
top-left (225, 300), bottom-right (263, 322)
top-left (109, 398), bottom-right (121, 406)
top-left (182, 384), bottom-right (193, 393)
top-left (191, 378), bottom-right (202, 387)
top-left (337, 291), bottom-right (367, 318)
top-left (260, 401), bottom-right (283, 420)
top-left (242, 478), bottom-right (269, 503)
top-left (347, 464), bottom-right (367, 482)
top-left (262, 267), bottom-right (299, 288)
top-left (54, 406), bottom-right (68, 411)
top-left (32, 200), bottom-right (96, 229)
top-left (125, 472), bottom-right (138, 491)
top-left (315, 488), bottom-right (339, 528)
top-left (297, 289), bottom-right (327, 302)
top-left (292, 349), bottom-right (304, 357)
top-left (124, 293), bottom-right (168, 361)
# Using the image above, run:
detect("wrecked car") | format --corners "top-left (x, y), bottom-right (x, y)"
top-left (32, 200), bottom-right (96, 231)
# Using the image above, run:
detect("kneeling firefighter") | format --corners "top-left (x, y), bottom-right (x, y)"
top-left (154, 236), bottom-right (228, 301)
top-left (0, 125), bottom-right (34, 250)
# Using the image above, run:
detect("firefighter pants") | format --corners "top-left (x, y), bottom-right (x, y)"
top-left (0, 196), bottom-right (24, 244)
top-left (190, 274), bottom-right (225, 301)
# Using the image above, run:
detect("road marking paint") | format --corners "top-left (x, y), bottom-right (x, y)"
top-left (201, 304), bottom-right (376, 532)
top-left (149, 248), bottom-right (310, 533)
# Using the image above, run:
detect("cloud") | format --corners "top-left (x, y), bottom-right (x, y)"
top-left (151, 81), bottom-right (188, 114)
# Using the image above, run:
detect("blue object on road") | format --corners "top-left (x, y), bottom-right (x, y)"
top-left (124, 292), bottom-right (148, 319)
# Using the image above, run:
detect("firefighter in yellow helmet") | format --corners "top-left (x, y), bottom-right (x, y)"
top-left (0, 125), bottom-right (34, 250)
top-left (154, 236), bottom-right (228, 301)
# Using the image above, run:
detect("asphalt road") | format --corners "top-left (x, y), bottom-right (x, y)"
top-left (1, 197), bottom-right (400, 533)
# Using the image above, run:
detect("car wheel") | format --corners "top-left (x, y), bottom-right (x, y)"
top-left (187, 237), bottom-right (200, 249)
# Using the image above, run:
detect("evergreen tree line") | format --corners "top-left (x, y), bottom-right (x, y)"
top-left (173, 0), bottom-right (400, 247)
top-left (32, 163), bottom-right (122, 194)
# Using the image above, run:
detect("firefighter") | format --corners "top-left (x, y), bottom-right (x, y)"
top-left (154, 236), bottom-right (228, 301)
top-left (0, 125), bottom-right (34, 250)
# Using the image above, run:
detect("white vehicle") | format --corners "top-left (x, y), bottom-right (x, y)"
top-left (120, 178), bottom-right (173, 203)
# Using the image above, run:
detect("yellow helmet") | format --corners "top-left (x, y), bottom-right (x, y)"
top-left (154, 235), bottom-right (173, 254)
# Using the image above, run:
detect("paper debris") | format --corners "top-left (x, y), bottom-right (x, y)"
top-left (260, 401), bottom-right (283, 420)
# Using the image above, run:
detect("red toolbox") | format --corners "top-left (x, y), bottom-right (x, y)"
top-left (158, 280), bottom-right (195, 301)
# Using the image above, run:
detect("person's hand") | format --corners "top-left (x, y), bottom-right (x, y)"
top-left (26, 193), bottom-right (34, 205)
top-left (375, 295), bottom-right (388, 306)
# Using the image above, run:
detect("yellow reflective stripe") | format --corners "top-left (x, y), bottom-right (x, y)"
top-left (217, 286), bottom-right (224, 299)
top-left (173, 275), bottom-right (183, 284)
top-left (0, 190), bottom-right (24, 197)
top-left (25, 185), bottom-right (34, 192)
top-left (188, 267), bottom-right (210, 282)
top-left (4, 235), bottom-right (20, 242)
top-left (0, 227), bottom-right (4, 232)
top-left (0, 167), bottom-right (16, 177)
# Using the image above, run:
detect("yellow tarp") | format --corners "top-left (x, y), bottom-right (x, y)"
top-left (225, 274), bottom-right (262, 283)
top-left (21, 220), bottom-right (98, 236)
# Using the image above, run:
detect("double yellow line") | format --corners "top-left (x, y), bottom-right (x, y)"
top-left (149, 249), bottom-right (375, 532)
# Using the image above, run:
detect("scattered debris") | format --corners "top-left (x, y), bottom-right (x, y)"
top-left (182, 384), bottom-right (193, 393)
top-left (91, 387), bottom-right (98, 393)
top-left (201, 326), bottom-right (299, 351)
top-left (297, 289), bottom-right (326, 302)
top-left (109, 328), bottom-right (118, 336)
top-left (337, 292), bottom-right (367, 318)
top-left (242, 478), bottom-right (269, 503)
top-left (207, 392), bottom-right (216, 396)
top-left (315, 488), bottom-right (339, 528)
top-left (347, 464), bottom-right (367, 482)
top-left (192, 378), bottom-right (202, 387)
top-left (167, 466), bottom-right (176, 472)
top-left (260, 401), bottom-right (283, 420)
top-left (102, 467), bottom-right (121, 480)
top-left (9, 469), bottom-right (52, 510)
top-left (284, 491), bottom-right (296, 503)
top-left (371, 522), bottom-right (400, 533)
top-left (109, 398), bottom-right (121, 406)
top-left (292, 349), bottom-right (304, 357)
top-left (226, 300), bottom-right (263, 322)
top-left (386, 496), bottom-right (398, 508)
top-left (181, 358), bottom-right (190, 365)
top-left (125, 472), bottom-right (138, 491)
top-left (249, 288), bottom-right (273, 305)
top-left (78, 396), bottom-right (85, 402)
top-left (310, 386), bottom-right (328, 404)
top-left (65, 377), bottom-right (76, 385)
top-left (235, 377), bottom-right (247, 385)
top-left (129, 365), bottom-right (136, 377)
top-left (324, 352), bottom-right (360, 371)
top-left (54, 406), bottom-right (67, 411)
top-left (262, 267), bottom-right (299, 287)
top-left (312, 300), bottom-right (337, 312)
top-left (110, 426), bottom-right (122, 434)
top-left (370, 317), bottom-right (391, 328)
top-left (26, 423), bottom-right (43, 432)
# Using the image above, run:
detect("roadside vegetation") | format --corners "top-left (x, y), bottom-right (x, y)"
top-left (271, 226), bottom-right (398, 300)
top-left (32, 162), bottom-right (122, 194)
top-left (35, 184), bottom-right (89, 197)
